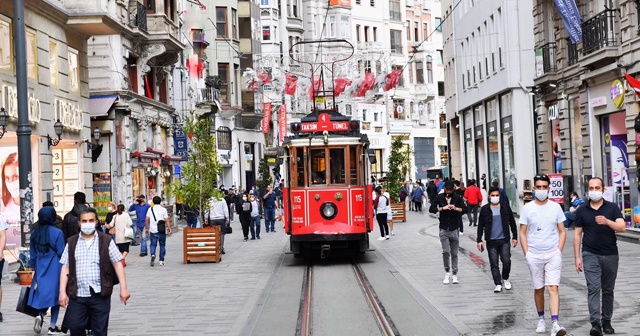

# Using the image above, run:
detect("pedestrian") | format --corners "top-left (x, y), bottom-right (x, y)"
top-left (0, 212), bottom-right (6, 322)
top-left (225, 188), bottom-right (237, 224)
top-left (573, 177), bottom-right (626, 336)
top-left (58, 207), bottom-right (130, 335)
top-left (28, 206), bottom-right (66, 334)
top-left (407, 182), bottom-right (414, 211)
top-left (411, 184), bottom-right (424, 211)
top-left (205, 194), bottom-right (229, 254)
top-left (429, 181), bottom-right (466, 284)
top-left (519, 174), bottom-right (567, 336)
top-left (464, 179), bottom-right (482, 226)
top-left (262, 185), bottom-right (278, 233)
top-left (426, 180), bottom-right (438, 203)
top-left (185, 205), bottom-right (198, 228)
top-left (62, 192), bottom-right (88, 240)
top-left (491, 180), bottom-right (510, 206)
top-left (33, 201), bottom-right (63, 231)
top-left (481, 173), bottom-right (487, 191)
top-left (128, 195), bottom-right (150, 252)
top-left (110, 204), bottom-right (133, 267)
top-left (249, 193), bottom-right (262, 239)
top-left (454, 181), bottom-right (466, 234)
top-left (145, 196), bottom-right (172, 266)
top-left (238, 193), bottom-right (252, 241)
top-left (382, 186), bottom-right (394, 236)
top-left (564, 191), bottom-right (585, 229)
top-left (373, 186), bottom-right (390, 240)
top-left (477, 187), bottom-right (518, 293)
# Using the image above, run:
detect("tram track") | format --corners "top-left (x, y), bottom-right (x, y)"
top-left (296, 260), bottom-right (398, 336)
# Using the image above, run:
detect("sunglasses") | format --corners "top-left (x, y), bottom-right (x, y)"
top-left (533, 174), bottom-right (550, 183)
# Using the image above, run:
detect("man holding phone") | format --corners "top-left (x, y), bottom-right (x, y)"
top-left (429, 181), bottom-right (466, 284)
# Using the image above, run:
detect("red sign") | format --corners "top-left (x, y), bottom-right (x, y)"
top-left (300, 113), bottom-right (349, 133)
top-left (262, 103), bottom-right (272, 134)
top-left (278, 104), bottom-right (287, 143)
top-left (548, 173), bottom-right (564, 204)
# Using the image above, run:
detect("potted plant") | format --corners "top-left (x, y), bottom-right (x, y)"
top-left (16, 249), bottom-right (34, 286)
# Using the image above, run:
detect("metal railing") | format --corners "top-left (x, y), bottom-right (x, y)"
top-left (566, 38), bottom-right (579, 66)
top-left (131, 2), bottom-right (147, 33)
top-left (200, 87), bottom-right (220, 103)
top-left (582, 9), bottom-right (617, 55)
top-left (541, 42), bottom-right (557, 73)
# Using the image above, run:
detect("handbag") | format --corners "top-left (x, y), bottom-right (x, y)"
top-left (151, 207), bottom-right (166, 234)
top-left (124, 227), bottom-right (134, 239)
top-left (108, 215), bottom-right (116, 235)
top-left (16, 286), bottom-right (40, 317)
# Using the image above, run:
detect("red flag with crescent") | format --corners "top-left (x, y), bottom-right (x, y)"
top-left (625, 73), bottom-right (640, 98)
top-left (285, 73), bottom-right (298, 95)
top-left (384, 69), bottom-right (403, 91)
top-left (334, 77), bottom-right (352, 97)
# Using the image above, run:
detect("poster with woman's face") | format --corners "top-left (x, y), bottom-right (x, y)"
top-left (610, 135), bottom-right (629, 186)
top-left (0, 147), bottom-right (21, 249)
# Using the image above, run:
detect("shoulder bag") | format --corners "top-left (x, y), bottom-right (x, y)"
top-left (151, 207), bottom-right (167, 234)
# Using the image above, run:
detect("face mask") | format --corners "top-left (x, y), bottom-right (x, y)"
top-left (589, 191), bottom-right (603, 202)
top-left (490, 196), bottom-right (500, 204)
top-left (80, 223), bottom-right (96, 235)
top-left (242, 196), bottom-right (247, 201)
top-left (6, 179), bottom-right (19, 198)
top-left (534, 190), bottom-right (548, 201)
top-left (107, 206), bottom-right (113, 212)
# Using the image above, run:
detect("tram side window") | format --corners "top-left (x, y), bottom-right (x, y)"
top-left (310, 148), bottom-right (326, 185)
top-left (349, 146), bottom-right (358, 185)
top-left (295, 148), bottom-right (305, 187)
top-left (329, 148), bottom-right (345, 184)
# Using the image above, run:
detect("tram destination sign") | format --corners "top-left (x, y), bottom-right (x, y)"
top-left (300, 120), bottom-right (349, 132)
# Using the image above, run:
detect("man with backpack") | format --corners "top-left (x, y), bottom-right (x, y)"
top-left (145, 196), bottom-right (172, 266)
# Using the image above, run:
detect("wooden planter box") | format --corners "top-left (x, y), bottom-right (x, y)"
top-left (182, 226), bottom-right (222, 264)
top-left (390, 202), bottom-right (406, 222)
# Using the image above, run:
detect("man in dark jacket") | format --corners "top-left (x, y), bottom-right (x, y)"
top-left (62, 192), bottom-right (88, 240)
top-left (426, 180), bottom-right (438, 203)
top-left (477, 186), bottom-right (518, 293)
top-left (429, 181), bottom-right (466, 285)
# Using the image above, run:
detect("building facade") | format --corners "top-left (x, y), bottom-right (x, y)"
top-left (444, 0), bottom-right (536, 213)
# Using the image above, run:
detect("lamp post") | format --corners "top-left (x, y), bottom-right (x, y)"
top-left (0, 107), bottom-right (8, 139)
top-left (85, 126), bottom-right (101, 152)
top-left (47, 120), bottom-right (64, 148)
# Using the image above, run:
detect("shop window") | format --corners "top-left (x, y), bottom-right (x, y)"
top-left (0, 18), bottom-right (12, 72)
top-left (217, 127), bottom-right (232, 150)
top-left (26, 29), bottom-right (37, 80)
top-left (218, 63), bottom-right (229, 103)
top-left (49, 41), bottom-right (58, 86)
top-left (216, 7), bottom-right (228, 38)
top-left (68, 48), bottom-right (79, 92)
top-left (310, 148), bottom-right (326, 185)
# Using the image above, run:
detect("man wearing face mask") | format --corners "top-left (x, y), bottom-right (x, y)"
top-left (128, 195), bottom-right (150, 251)
top-left (429, 181), bottom-right (466, 285)
top-left (237, 193), bottom-right (252, 241)
top-left (477, 187), bottom-right (518, 293)
top-left (573, 177), bottom-right (626, 336)
top-left (519, 174), bottom-right (567, 336)
top-left (58, 208), bottom-right (130, 335)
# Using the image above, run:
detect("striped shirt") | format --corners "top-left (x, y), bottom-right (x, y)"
top-left (60, 233), bottom-right (122, 297)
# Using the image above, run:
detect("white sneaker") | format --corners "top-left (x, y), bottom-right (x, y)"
top-left (443, 273), bottom-right (451, 284)
top-left (503, 279), bottom-right (512, 290)
top-left (385, 235), bottom-right (390, 239)
top-left (391, 232), bottom-right (395, 236)
top-left (494, 284), bottom-right (502, 293)
top-left (34, 315), bottom-right (43, 334)
top-left (459, 232), bottom-right (464, 235)
top-left (536, 319), bottom-right (546, 333)
top-left (550, 323), bottom-right (566, 336)
top-left (377, 237), bottom-right (386, 241)
top-left (451, 275), bottom-right (459, 284)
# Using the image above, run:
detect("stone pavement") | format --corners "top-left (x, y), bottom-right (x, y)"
top-left (1, 211), bottom-right (639, 336)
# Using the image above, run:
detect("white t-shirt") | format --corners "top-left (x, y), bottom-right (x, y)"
top-left (519, 201), bottom-right (566, 253)
top-left (146, 205), bottom-right (169, 234)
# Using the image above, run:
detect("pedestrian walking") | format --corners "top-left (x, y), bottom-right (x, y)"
top-left (262, 185), bottom-right (278, 233)
top-left (205, 195), bottom-right (229, 254)
top-left (225, 188), bottom-right (237, 224)
top-left (477, 187), bottom-right (518, 293)
top-left (429, 181), bottom-right (466, 284)
top-left (382, 186), bottom-right (394, 236)
top-left (464, 180), bottom-right (482, 226)
top-left (564, 191), bottom-right (585, 229)
top-left (237, 193), bottom-right (252, 241)
top-left (29, 206), bottom-right (66, 334)
top-left (426, 180), bottom-right (437, 204)
top-left (58, 207), bottom-right (130, 335)
top-left (145, 196), bottom-right (172, 266)
top-left (110, 204), bottom-right (133, 267)
top-left (491, 180), bottom-right (510, 205)
top-left (128, 195), bottom-right (150, 252)
top-left (373, 186), bottom-right (390, 240)
top-left (62, 192), bottom-right (89, 240)
top-left (573, 177), bottom-right (626, 336)
top-left (519, 174), bottom-right (567, 336)
top-left (0, 213), bottom-right (6, 323)
top-left (411, 184), bottom-right (424, 212)
top-left (249, 194), bottom-right (262, 239)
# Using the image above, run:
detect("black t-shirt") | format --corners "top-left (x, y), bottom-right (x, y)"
top-left (574, 200), bottom-right (623, 255)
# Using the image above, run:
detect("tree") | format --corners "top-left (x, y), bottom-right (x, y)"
top-left (255, 158), bottom-right (273, 196)
top-left (385, 136), bottom-right (411, 202)
top-left (165, 112), bottom-right (222, 221)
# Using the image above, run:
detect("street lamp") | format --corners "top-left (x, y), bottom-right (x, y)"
top-left (47, 119), bottom-right (63, 148)
top-left (85, 126), bottom-right (101, 152)
top-left (0, 107), bottom-right (8, 139)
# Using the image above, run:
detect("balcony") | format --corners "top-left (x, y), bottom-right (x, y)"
top-left (129, 2), bottom-right (147, 35)
top-left (542, 42), bottom-right (557, 73)
top-left (567, 38), bottom-right (579, 66)
top-left (582, 9), bottom-right (617, 56)
top-left (146, 14), bottom-right (184, 51)
top-left (57, 0), bottom-right (123, 36)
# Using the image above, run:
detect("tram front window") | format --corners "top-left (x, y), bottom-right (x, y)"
top-left (329, 148), bottom-right (345, 184)
top-left (310, 149), bottom-right (326, 184)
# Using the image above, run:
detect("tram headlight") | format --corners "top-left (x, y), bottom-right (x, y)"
top-left (320, 202), bottom-right (338, 220)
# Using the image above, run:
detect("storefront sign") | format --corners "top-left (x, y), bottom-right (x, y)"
top-left (487, 121), bottom-right (498, 136)
top-left (474, 125), bottom-right (484, 140)
top-left (174, 165), bottom-right (181, 178)
top-left (464, 129), bottom-right (472, 141)
top-left (278, 104), bottom-right (287, 143)
top-left (172, 117), bottom-right (188, 161)
top-left (501, 116), bottom-right (513, 132)
top-left (548, 173), bottom-right (564, 203)
top-left (262, 103), bottom-right (272, 134)
top-left (2, 85), bottom-right (41, 123)
top-left (590, 96), bottom-right (607, 108)
top-left (611, 79), bottom-right (625, 109)
top-left (548, 103), bottom-right (560, 121)
top-left (55, 99), bottom-right (83, 131)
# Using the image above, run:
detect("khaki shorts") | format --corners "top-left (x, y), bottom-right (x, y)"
top-left (525, 249), bottom-right (562, 289)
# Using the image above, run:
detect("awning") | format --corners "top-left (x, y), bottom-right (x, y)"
top-left (89, 95), bottom-right (117, 117)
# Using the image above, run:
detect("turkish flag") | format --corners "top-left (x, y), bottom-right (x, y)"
top-left (285, 73), bottom-right (298, 95)
top-left (625, 73), bottom-right (640, 98)
top-left (334, 77), bottom-right (352, 97)
top-left (249, 80), bottom-right (258, 93)
top-left (258, 71), bottom-right (271, 85)
top-left (384, 69), bottom-right (403, 91)
top-left (354, 72), bottom-right (375, 97)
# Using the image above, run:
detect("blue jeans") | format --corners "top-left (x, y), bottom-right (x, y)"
top-left (250, 216), bottom-right (261, 238)
top-left (149, 232), bottom-right (167, 261)
top-left (139, 226), bottom-right (148, 254)
top-left (264, 207), bottom-right (276, 232)
top-left (564, 211), bottom-right (576, 228)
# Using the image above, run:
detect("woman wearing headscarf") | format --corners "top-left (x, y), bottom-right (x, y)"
top-left (28, 206), bottom-right (66, 334)
top-left (109, 204), bottom-right (133, 266)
